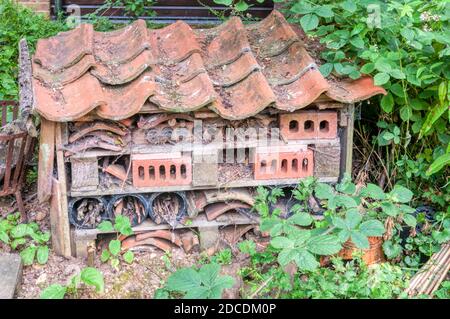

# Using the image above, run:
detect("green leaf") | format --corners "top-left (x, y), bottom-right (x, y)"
top-left (36, 245), bottom-right (49, 265)
top-left (288, 213), bottom-right (313, 226)
top-left (389, 69), bottom-right (406, 79)
top-left (315, 5), bottom-right (334, 18)
top-left (10, 224), bottom-right (29, 239)
top-left (382, 240), bottom-right (402, 259)
top-left (80, 267), bottom-right (104, 293)
top-left (307, 235), bottom-right (342, 255)
top-left (294, 250), bottom-right (319, 271)
top-left (381, 202), bottom-right (399, 217)
top-left (419, 103), bottom-right (448, 138)
top-left (390, 185), bottom-right (413, 203)
top-left (214, 0), bottom-right (232, 5)
top-left (97, 221), bottom-right (114, 232)
top-left (100, 249), bottom-right (110, 263)
top-left (123, 251), bottom-right (134, 264)
top-left (278, 248), bottom-right (298, 266)
top-left (426, 153), bottom-right (450, 176)
top-left (109, 239), bottom-right (121, 256)
top-left (319, 63), bottom-right (333, 77)
top-left (0, 231), bottom-right (9, 244)
top-left (402, 214), bottom-right (417, 228)
top-left (335, 195), bottom-right (358, 209)
top-left (375, 59), bottom-right (392, 73)
top-left (350, 36), bottom-right (365, 49)
top-left (314, 183), bottom-right (335, 200)
top-left (374, 73), bottom-right (390, 85)
top-left (234, 0), bottom-right (249, 12)
top-left (199, 263), bottom-right (220, 286)
top-left (341, 0), bottom-right (357, 13)
top-left (166, 268), bottom-right (202, 292)
top-left (345, 209), bottom-right (362, 229)
top-left (271, 236), bottom-right (294, 249)
top-left (360, 63), bottom-right (375, 74)
top-left (40, 284), bottom-right (67, 299)
top-left (332, 216), bottom-right (347, 230)
top-left (359, 220), bottom-right (385, 237)
top-left (300, 14), bottom-right (319, 32)
top-left (400, 105), bottom-right (412, 121)
top-left (184, 286), bottom-right (210, 299)
top-left (114, 215), bottom-right (133, 236)
top-left (20, 245), bottom-right (36, 266)
top-left (360, 183), bottom-right (386, 200)
top-left (350, 231), bottom-right (370, 250)
top-left (390, 83), bottom-right (405, 97)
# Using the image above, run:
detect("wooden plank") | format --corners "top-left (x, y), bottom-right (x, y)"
top-left (339, 104), bottom-right (355, 178)
top-left (50, 178), bottom-right (71, 257)
top-left (18, 39), bottom-right (36, 136)
top-left (37, 118), bottom-right (55, 203)
top-left (51, 123), bottom-right (72, 257)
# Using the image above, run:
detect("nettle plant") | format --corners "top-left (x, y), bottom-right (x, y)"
top-left (0, 212), bottom-right (50, 266)
top-left (155, 263), bottom-right (235, 299)
top-left (97, 215), bottom-right (135, 270)
top-left (279, 0), bottom-right (450, 175)
top-left (40, 267), bottom-right (104, 299)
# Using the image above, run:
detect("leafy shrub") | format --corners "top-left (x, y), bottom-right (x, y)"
top-left (0, 212), bottom-right (50, 265)
top-left (0, 0), bottom-right (67, 100)
top-left (155, 263), bottom-right (235, 299)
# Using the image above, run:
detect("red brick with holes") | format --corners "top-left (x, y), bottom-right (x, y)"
top-left (280, 111), bottom-right (337, 140)
top-left (132, 154), bottom-right (192, 187)
top-left (254, 148), bottom-right (314, 180)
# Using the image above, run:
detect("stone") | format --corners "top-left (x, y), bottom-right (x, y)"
top-left (0, 253), bottom-right (23, 299)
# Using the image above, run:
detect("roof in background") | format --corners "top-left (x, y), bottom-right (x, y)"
top-left (31, 10), bottom-right (386, 122)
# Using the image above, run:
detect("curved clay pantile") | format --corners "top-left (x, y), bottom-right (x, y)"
top-left (31, 10), bottom-right (386, 122)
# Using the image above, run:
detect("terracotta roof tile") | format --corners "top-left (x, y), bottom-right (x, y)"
top-left (31, 10), bottom-right (386, 122)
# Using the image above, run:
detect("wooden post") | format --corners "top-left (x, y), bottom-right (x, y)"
top-left (339, 103), bottom-right (355, 179)
top-left (37, 119), bottom-right (55, 203)
top-left (49, 123), bottom-right (72, 257)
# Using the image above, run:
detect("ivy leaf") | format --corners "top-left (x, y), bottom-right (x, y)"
top-left (390, 185), bottom-right (413, 203)
top-left (36, 245), bottom-right (49, 265)
top-left (374, 72), bottom-right (390, 85)
top-left (319, 63), bottom-right (333, 77)
top-left (40, 284), bottom-right (67, 299)
top-left (109, 239), bottom-right (121, 256)
top-left (123, 251), bottom-right (134, 264)
top-left (288, 213), bottom-right (313, 226)
top-left (380, 93), bottom-right (394, 113)
top-left (300, 14), bottom-right (319, 32)
top-left (359, 220), bottom-right (385, 237)
top-left (307, 235), bottom-right (342, 255)
top-left (80, 267), bottom-right (104, 293)
top-left (360, 183), bottom-right (386, 200)
top-left (350, 231), bottom-right (370, 250)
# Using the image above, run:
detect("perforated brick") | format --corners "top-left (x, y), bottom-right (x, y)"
top-left (132, 154), bottom-right (192, 187)
top-left (254, 147), bottom-right (314, 180)
top-left (280, 111), bottom-right (337, 140)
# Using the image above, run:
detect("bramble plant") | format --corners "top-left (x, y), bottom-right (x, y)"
top-left (155, 263), bottom-right (235, 299)
top-left (0, 212), bottom-right (50, 266)
top-left (40, 267), bottom-right (104, 299)
top-left (97, 215), bottom-right (135, 270)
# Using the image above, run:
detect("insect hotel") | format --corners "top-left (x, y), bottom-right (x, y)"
top-left (25, 10), bottom-right (386, 258)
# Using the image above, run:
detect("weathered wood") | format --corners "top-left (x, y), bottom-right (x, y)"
top-left (313, 142), bottom-right (341, 178)
top-left (18, 39), bottom-right (37, 137)
top-left (70, 158), bottom-right (99, 191)
top-left (192, 149), bottom-right (218, 187)
top-left (198, 226), bottom-right (219, 251)
top-left (50, 123), bottom-right (72, 257)
top-left (339, 104), bottom-right (355, 178)
top-left (37, 118), bottom-right (55, 203)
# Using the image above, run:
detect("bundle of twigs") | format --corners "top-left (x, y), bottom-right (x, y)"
top-left (405, 243), bottom-right (450, 297)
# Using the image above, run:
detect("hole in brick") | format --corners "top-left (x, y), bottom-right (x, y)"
top-left (304, 120), bottom-right (314, 132)
top-left (149, 166), bottom-right (155, 180)
top-left (281, 159), bottom-right (288, 172)
top-left (180, 164), bottom-right (187, 179)
top-left (170, 165), bottom-right (176, 179)
top-left (260, 160), bottom-right (267, 172)
top-left (289, 120), bottom-right (299, 132)
top-left (292, 159), bottom-right (298, 172)
top-left (271, 159), bottom-right (277, 172)
top-left (159, 165), bottom-right (166, 180)
top-left (302, 158), bottom-right (308, 171)
top-left (320, 120), bottom-right (329, 133)
top-left (138, 166), bottom-right (144, 180)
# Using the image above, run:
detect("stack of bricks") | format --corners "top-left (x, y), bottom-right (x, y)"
top-left (16, 0), bottom-right (50, 17)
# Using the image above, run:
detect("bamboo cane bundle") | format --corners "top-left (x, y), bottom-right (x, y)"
top-left (405, 243), bottom-right (450, 297)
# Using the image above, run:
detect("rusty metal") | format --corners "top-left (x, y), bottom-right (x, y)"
top-left (0, 101), bottom-right (34, 220)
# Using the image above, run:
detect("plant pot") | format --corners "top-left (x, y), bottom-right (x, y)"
top-left (107, 194), bottom-right (148, 227)
top-left (69, 197), bottom-right (109, 229)
top-left (338, 236), bottom-right (385, 265)
top-left (148, 191), bottom-right (187, 226)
